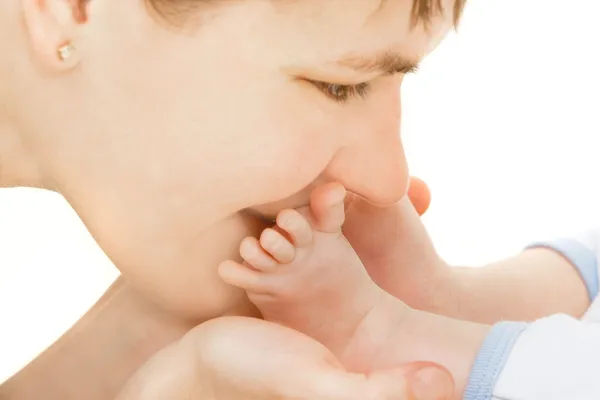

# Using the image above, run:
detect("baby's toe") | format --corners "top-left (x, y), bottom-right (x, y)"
top-left (240, 236), bottom-right (277, 272)
top-left (260, 228), bottom-right (296, 264)
top-left (276, 209), bottom-right (313, 248)
top-left (309, 183), bottom-right (346, 234)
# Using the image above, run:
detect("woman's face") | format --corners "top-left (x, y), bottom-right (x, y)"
top-left (23, 0), bottom-right (453, 317)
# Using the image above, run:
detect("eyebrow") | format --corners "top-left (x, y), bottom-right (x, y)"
top-left (334, 51), bottom-right (421, 75)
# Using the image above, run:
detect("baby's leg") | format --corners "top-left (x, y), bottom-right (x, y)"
top-left (219, 183), bottom-right (388, 358)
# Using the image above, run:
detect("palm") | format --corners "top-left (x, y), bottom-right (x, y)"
top-left (117, 316), bottom-right (454, 400)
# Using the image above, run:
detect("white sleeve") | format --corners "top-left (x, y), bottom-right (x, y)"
top-left (463, 229), bottom-right (600, 400)
top-left (494, 316), bottom-right (600, 400)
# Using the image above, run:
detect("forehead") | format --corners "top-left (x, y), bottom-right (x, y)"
top-left (252, 0), bottom-right (454, 67)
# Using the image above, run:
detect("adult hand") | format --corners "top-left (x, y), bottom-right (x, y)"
top-left (115, 176), bottom-right (444, 400)
top-left (117, 316), bottom-right (454, 400)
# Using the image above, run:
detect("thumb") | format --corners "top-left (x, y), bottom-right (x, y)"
top-left (311, 362), bottom-right (454, 400)
top-left (400, 363), bottom-right (455, 400)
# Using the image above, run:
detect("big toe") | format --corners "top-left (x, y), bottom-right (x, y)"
top-left (309, 182), bottom-right (347, 234)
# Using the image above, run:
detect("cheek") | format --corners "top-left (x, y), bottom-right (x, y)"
top-left (85, 35), bottom-right (339, 216)
top-left (174, 54), bottom-right (342, 209)
top-left (225, 109), bottom-right (337, 209)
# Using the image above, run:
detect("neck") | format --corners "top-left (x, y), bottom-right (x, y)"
top-left (0, 124), bottom-right (44, 188)
top-left (0, 277), bottom-right (194, 400)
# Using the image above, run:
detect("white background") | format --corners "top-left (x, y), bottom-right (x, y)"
top-left (1, 0), bottom-right (599, 383)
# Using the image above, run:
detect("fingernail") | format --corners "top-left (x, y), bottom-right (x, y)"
top-left (411, 366), bottom-right (454, 400)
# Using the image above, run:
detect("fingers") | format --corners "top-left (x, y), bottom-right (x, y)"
top-left (309, 362), bottom-right (454, 400)
top-left (183, 317), bottom-right (455, 400)
top-left (407, 364), bottom-right (455, 400)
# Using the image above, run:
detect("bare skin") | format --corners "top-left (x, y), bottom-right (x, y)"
top-left (220, 183), bottom-right (489, 395)
top-left (221, 183), bottom-right (389, 366)
top-left (2, 0), bottom-right (587, 397)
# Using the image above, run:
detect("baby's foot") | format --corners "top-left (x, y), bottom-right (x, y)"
top-left (343, 194), bottom-right (444, 311)
top-left (219, 183), bottom-right (384, 357)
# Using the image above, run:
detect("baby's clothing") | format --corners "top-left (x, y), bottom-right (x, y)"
top-left (465, 230), bottom-right (600, 400)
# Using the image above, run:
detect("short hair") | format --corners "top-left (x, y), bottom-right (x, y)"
top-left (148, 0), bottom-right (467, 27)
top-left (412, 0), bottom-right (466, 27)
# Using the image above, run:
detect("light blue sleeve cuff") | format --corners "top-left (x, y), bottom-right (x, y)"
top-left (463, 321), bottom-right (529, 400)
top-left (526, 239), bottom-right (599, 302)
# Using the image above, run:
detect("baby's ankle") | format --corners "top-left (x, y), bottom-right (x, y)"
top-left (410, 265), bottom-right (463, 317)
top-left (340, 290), bottom-right (413, 373)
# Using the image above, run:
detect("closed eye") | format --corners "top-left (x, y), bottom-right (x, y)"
top-left (309, 80), bottom-right (371, 103)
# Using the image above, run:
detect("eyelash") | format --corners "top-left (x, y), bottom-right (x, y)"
top-left (311, 81), bottom-right (372, 104)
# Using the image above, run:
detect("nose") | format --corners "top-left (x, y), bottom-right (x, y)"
top-left (325, 96), bottom-right (409, 206)
top-left (326, 135), bottom-right (409, 206)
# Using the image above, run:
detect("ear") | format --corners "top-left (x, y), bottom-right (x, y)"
top-left (21, 0), bottom-right (87, 70)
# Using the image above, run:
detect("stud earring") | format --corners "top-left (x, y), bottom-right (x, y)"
top-left (57, 43), bottom-right (76, 61)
